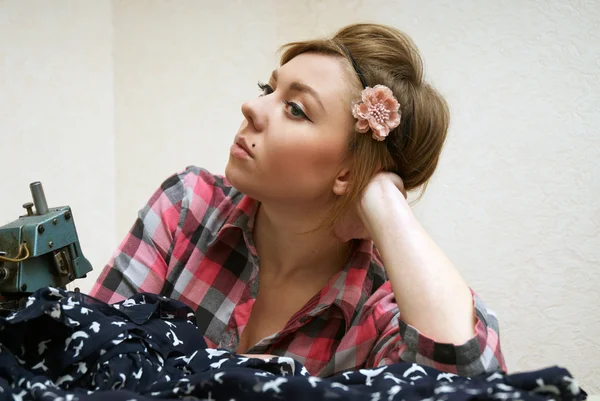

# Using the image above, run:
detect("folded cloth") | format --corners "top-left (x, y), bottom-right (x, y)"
top-left (0, 287), bottom-right (587, 401)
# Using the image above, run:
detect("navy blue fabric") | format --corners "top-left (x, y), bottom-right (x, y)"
top-left (0, 287), bottom-right (587, 401)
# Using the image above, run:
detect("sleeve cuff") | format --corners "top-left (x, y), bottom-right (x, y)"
top-left (398, 288), bottom-right (505, 373)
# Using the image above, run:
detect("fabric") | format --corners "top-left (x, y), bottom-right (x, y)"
top-left (0, 288), bottom-right (585, 401)
top-left (89, 166), bottom-right (506, 377)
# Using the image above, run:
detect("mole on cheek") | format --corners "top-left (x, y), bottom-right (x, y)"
top-left (252, 144), bottom-right (256, 148)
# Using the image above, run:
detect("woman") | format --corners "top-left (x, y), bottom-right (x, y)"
top-left (90, 23), bottom-right (506, 378)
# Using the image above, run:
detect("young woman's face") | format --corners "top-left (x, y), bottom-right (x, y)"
top-left (225, 52), bottom-right (356, 207)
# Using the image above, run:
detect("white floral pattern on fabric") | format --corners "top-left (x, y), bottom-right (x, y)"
top-left (0, 287), bottom-right (587, 401)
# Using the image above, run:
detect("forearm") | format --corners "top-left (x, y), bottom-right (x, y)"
top-left (366, 194), bottom-right (476, 345)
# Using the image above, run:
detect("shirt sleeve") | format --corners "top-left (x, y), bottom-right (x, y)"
top-left (366, 282), bottom-right (507, 376)
top-left (88, 168), bottom-right (189, 304)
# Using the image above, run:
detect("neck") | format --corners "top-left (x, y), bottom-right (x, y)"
top-left (253, 201), bottom-right (350, 283)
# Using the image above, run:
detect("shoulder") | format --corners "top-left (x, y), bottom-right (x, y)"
top-left (158, 165), bottom-right (243, 206)
top-left (149, 166), bottom-right (246, 226)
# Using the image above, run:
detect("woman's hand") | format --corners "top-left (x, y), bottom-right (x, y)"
top-left (334, 172), bottom-right (408, 242)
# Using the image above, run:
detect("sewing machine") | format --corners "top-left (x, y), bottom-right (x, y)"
top-left (0, 181), bottom-right (92, 313)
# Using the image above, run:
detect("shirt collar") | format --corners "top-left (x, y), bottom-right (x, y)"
top-left (311, 239), bottom-right (386, 331)
top-left (215, 193), bottom-right (386, 331)
top-left (215, 193), bottom-right (260, 255)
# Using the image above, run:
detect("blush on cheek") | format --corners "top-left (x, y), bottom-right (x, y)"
top-left (277, 142), bottom-right (343, 170)
top-left (269, 149), bottom-right (340, 193)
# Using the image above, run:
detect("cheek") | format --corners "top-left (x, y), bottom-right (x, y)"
top-left (256, 135), bottom-right (346, 201)
top-left (267, 136), bottom-right (344, 174)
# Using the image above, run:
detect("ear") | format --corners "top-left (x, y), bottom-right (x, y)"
top-left (332, 168), bottom-right (351, 196)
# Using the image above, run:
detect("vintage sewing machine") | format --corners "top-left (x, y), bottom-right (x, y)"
top-left (0, 181), bottom-right (92, 313)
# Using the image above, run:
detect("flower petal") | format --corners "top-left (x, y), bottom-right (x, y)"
top-left (372, 129), bottom-right (387, 141)
top-left (367, 115), bottom-right (380, 130)
top-left (374, 85), bottom-right (393, 101)
top-left (351, 103), bottom-right (361, 119)
top-left (386, 111), bottom-right (401, 129)
top-left (356, 119), bottom-right (370, 133)
top-left (383, 97), bottom-right (400, 113)
top-left (357, 103), bottom-right (371, 119)
top-left (369, 122), bottom-right (386, 140)
top-left (362, 87), bottom-right (375, 106)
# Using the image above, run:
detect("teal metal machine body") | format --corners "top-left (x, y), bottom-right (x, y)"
top-left (0, 182), bottom-right (92, 311)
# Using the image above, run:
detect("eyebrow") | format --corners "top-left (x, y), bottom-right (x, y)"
top-left (271, 70), bottom-right (326, 113)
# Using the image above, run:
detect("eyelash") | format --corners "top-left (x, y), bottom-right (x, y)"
top-left (257, 82), bottom-right (310, 121)
top-left (257, 82), bottom-right (274, 96)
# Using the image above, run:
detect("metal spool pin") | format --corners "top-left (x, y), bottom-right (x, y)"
top-left (29, 182), bottom-right (49, 215)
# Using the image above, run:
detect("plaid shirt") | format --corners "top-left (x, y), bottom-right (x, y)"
top-left (90, 166), bottom-right (506, 377)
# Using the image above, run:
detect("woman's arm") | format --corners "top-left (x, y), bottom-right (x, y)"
top-left (359, 173), bottom-right (476, 345)
top-left (356, 173), bottom-right (505, 375)
top-left (363, 282), bottom-right (505, 376)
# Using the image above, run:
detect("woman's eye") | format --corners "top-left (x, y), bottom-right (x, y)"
top-left (284, 101), bottom-right (308, 120)
top-left (257, 82), bottom-right (273, 96)
top-left (257, 81), bottom-right (311, 122)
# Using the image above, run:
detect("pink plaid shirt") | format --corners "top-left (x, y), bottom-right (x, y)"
top-left (89, 166), bottom-right (506, 377)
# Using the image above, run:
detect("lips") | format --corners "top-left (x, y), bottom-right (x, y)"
top-left (235, 137), bottom-right (254, 158)
top-left (230, 137), bottom-right (254, 160)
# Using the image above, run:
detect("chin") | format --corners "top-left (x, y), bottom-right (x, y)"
top-left (224, 158), bottom-right (237, 185)
top-left (225, 160), bottom-right (257, 198)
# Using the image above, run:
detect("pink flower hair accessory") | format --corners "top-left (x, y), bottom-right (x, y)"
top-left (351, 84), bottom-right (401, 141)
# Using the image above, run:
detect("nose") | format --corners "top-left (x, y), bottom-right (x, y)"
top-left (241, 97), bottom-right (267, 133)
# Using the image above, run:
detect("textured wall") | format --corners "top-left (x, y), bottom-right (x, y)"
top-left (113, 1), bottom-right (600, 390)
top-left (400, 1), bottom-right (600, 391)
top-left (0, 0), bottom-right (115, 294)
top-left (1, 0), bottom-right (599, 393)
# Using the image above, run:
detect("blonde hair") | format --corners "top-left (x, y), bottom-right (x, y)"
top-left (280, 23), bottom-right (450, 229)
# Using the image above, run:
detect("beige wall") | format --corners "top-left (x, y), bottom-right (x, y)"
top-left (0, 1), bottom-right (115, 292)
top-left (1, 0), bottom-right (599, 392)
